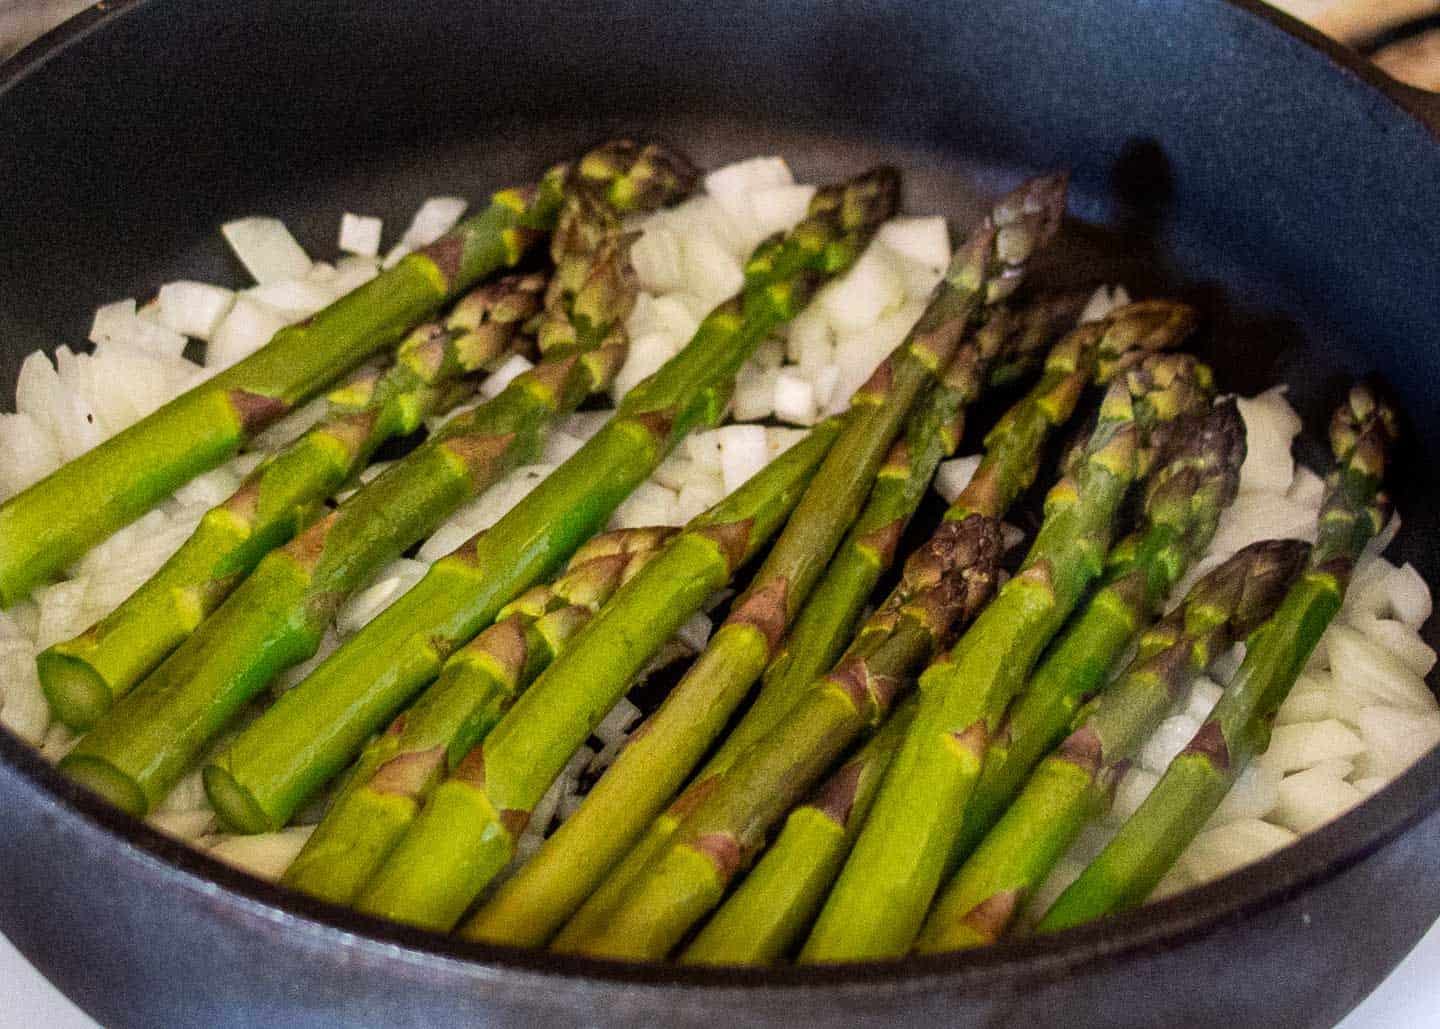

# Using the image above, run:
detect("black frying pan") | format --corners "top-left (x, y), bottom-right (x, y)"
top-left (1, 1), bottom-right (1438, 1025)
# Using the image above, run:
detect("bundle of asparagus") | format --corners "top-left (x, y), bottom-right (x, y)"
top-left (914, 537), bottom-right (1309, 951)
top-left (198, 167), bottom-right (899, 838)
top-left (61, 142), bottom-right (700, 816)
top-left (353, 419), bottom-right (843, 930)
top-left (465, 174), bottom-right (1071, 948)
top-left (1037, 384), bottom-right (1397, 932)
top-left (38, 273), bottom-right (545, 731)
top-left (946, 398), bottom-right (1249, 868)
top-left (802, 352), bottom-right (1213, 962)
top-left (0, 158), bottom-right (571, 608)
top-left (688, 382), bottom-right (1246, 965)
top-left (281, 525), bottom-right (675, 906)
top-left (554, 322), bottom-right (1204, 961)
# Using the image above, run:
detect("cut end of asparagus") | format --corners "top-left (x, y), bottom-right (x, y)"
top-left (59, 754), bottom-right (147, 817)
top-left (36, 650), bottom-right (113, 733)
top-left (203, 764), bottom-right (276, 835)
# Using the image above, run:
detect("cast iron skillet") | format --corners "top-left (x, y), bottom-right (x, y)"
top-left (0, 1), bottom-right (1437, 1025)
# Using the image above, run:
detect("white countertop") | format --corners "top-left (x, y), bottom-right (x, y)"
top-left (4, 918), bottom-right (1440, 1026)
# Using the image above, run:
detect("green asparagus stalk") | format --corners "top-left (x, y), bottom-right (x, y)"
top-left (0, 153), bottom-right (602, 609)
top-left (58, 141), bottom-right (699, 815)
top-left (199, 168), bottom-right (898, 835)
top-left (914, 538), bottom-right (1308, 952)
top-left (279, 526), bottom-right (674, 905)
top-left (554, 299), bottom-right (1196, 949)
top-left (947, 398), bottom-right (1247, 865)
top-left (351, 419), bottom-right (844, 931)
top-left (463, 174), bottom-right (1070, 948)
top-left (800, 353), bottom-right (1212, 962)
top-left (38, 275), bottom-right (546, 732)
top-left (681, 694), bottom-right (919, 965)
top-left (1037, 385), bottom-right (1396, 932)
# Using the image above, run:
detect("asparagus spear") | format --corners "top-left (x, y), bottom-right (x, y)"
top-left (1037, 385), bottom-right (1396, 932)
top-left (681, 694), bottom-right (919, 965)
top-left (0, 148), bottom-right (606, 609)
top-left (915, 538), bottom-right (1308, 952)
top-left (947, 398), bottom-right (1247, 865)
top-left (59, 143), bottom-right (699, 815)
top-left (38, 275), bottom-right (545, 732)
top-left (200, 168), bottom-right (899, 834)
top-left (801, 353), bottom-right (1212, 962)
top-left (279, 526), bottom-right (674, 905)
top-left (555, 300), bottom-right (1196, 950)
top-left (351, 419), bottom-right (844, 931)
top-left (463, 175), bottom-right (1070, 947)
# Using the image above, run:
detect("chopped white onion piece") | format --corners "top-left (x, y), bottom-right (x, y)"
top-left (1327, 623), bottom-right (1437, 714)
top-left (1182, 676), bottom-right (1224, 723)
top-left (1353, 705), bottom-right (1440, 780)
top-left (562, 410), bottom-right (613, 442)
top-left (704, 156), bottom-right (794, 199)
top-left (1206, 489), bottom-right (1318, 558)
top-left (611, 333), bottom-right (678, 404)
top-left (1178, 819), bottom-right (1295, 884)
top-left (818, 247), bottom-right (904, 334)
top-left (595, 698), bottom-right (641, 747)
top-left (156, 281), bottom-right (235, 342)
top-left (208, 297), bottom-right (289, 370)
top-left (773, 370), bottom-right (817, 425)
top-left (1235, 387), bottom-right (1302, 494)
top-left (934, 455), bottom-right (982, 504)
top-left (400, 197), bottom-right (467, 249)
top-left (731, 364), bottom-right (778, 422)
top-left (1256, 719), bottom-right (1366, 775)
top-left (1109, 766), bottom-right (1159, 824)
top-left (221, 217), bottom-right (312, 284)
top-left (338, 213), bottom-right (383, 257)
top-left (246, 278), bottom-right (336, 320)
top-left (1210, 761), bottom-right (1281, 825)
top-left (718, 425), bottom-right (769, 495)
top-left (209, 826), bottom-right (315, 881)
top-left (676, 611), bottom-right (713, 652)
top-left (1079, 284), bottom-right (1132, 323)
top-left (676, 476), bottom-right (725, 523)
top-left (1271, 765), bottom-right (1365, 833)
top-left (680, 231), bottom-right (744, 307)
top-left (627, 293), bottom-right (699, 345)
top-left (682, 432), bottom-right (723, 476)
top-left (541, 430), bottom-right (587, 466)
top-left (0, 411), bottom-right (62, 500)
top-left (333, 255), bottom-right (381, 294)
top-left (1350, 615), bottom-right (1436, 678)
top-left (1141, 714), bottom-right (1203, 774)
top-left (629, 225), bottom-right (685, 294)
top-left (749, 184), bottom-right (816, 237)
top-left (0, 638), bottom-right (49, 744)
top-left (148, 809), bottom-right (215, 841)
top-left (335, 558), bottom-right (429, 635)
top-left (480, 353), bottom-right (535, 399)
top-left (610, 481), bottom-right (683, 529)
